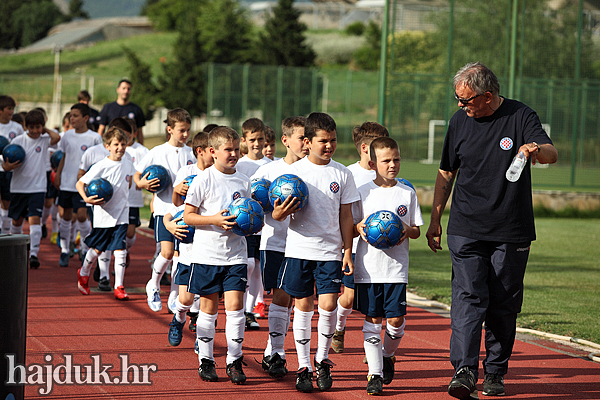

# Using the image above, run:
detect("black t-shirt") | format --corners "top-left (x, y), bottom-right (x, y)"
top-left (89, 106), bottom-right (101, 131)
top-left (440, 98), bottom-right (553, 243)
top-left (99, 101), bottom-right (146, 130)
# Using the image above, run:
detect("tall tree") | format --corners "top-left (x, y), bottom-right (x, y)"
top-left (259, 0), bottom-right (316, 67)
top-left (67, 0), bottom-right (90, 20)
top-left (123, 46), bottom-right (159, 121)
top-left (1, 0), bottom-right (64, 49)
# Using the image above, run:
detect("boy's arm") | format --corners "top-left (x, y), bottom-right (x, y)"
top-left (2, 158), bottom-right (21, 171)
top-left (183, 203), bottom-right (236, 230)
top-left (76, 168), bottom-right (86, 181)
top-left (398, 225), bottom-right (421, 245)
top-left (172, 181), bottom-right (187, 207)
top-left (133, 170), bottom-right (160, 192)
top-left (340, 203), bottom-right (355, 276)
top-left (45, 127), bottom-right (61, 145)
top-left (163, 212), bottom-right (189, 240)
top-left (271, 196), bottom-right (300, 221)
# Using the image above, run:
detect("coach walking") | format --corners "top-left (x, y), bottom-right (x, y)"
top-left (98, 79), bottom-right (146, 144)
top-left (425, 62), bottom-right (557, 399)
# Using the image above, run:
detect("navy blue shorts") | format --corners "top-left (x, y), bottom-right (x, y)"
top-left (128, 207), bottom-right (141, 227)
top-left (341, 253), bottom-right (356, 290)
top-left (279, 257), bottom-right (342, 298)
top-left (83, 224), bottom-right (128, 252)
top-left (0, 171), bottom-right (12, 201)
top-left (260, 250), bottom-right (285, 293)
top-left (174, 261), bottom-right (192, 285)
top-left (8, 192), bottom-right (45, 220)
top-left (246, 235), bottom-right (260, 260)
top-left (58, 190), bottom-right (86, 211)
top-left (188, 263), bottom-right (247, 295)
top-left (354, 282), bottom-right (407, 319)
top-left (154, 215), bottom-right (174, 243)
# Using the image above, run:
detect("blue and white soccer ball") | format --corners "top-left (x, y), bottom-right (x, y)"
top-left (268, 174), bottom-right (309, 210)
top-left (173, 210), bottom-right (195, 244)
top-left (226, 197), bottom-right (265, 236)
top-left (2, 143), bottom-right (25, 164)
top-left (180, 174), bottom-right (197, 201)
top-left (363, 210), bottom-right (403, 249)
top-left (0, 136), bottom-right (9, 154)
top-left (142, 164), bottom-right (171, 194)
top-left (251, 177), bottom-right (273, 212)
top-left (85, 178), bottom-right (114, 203)
top-left (396, 178), bottom-right (415, 191)
top-left (50, 150), bottom-right (64, 170)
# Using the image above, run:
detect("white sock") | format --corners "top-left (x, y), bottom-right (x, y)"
top-left (316, 306), bottom-right (336, 363)
top-left (1, 208), bottom-right (11, 233)
top-left (225, 309), bottom-right (245, 365)
top-left (59, 218), bottom-right (71, 253)
top-left (81, 249), bottom-right (99, 277)
top-left (125, 234), bottom-right (136, 252)
top-left (267, 303), bottom-right (289, 358)
top-left (98, 250), bottom-right (112, 281)
top-left (249, 257), bottom-right (264, 304)
top-left (190, 295), bottom-right (200, 313)
top-left (175, 297), bottom-right (192, 324)
top-left (10, 223), bottom-right (23, 235)
top-left (363, 320), bottom-right (383, 376)
top-left (245, 257), bottom-right (256, 313)
top-left (293, 307), bottom-right (314, 370)
top-left (196, 310), bottom-right (217, 362)
top-left (77, 219), bottom-right (91, 254)
top-left (51, 203), bottom-right (59, 233)
top-left (70, 219), bottom-right (77, 241)
top-left (41, 206), bottom-right (50, 228)
top-left (149, 254), bottom-right (171, 288)
top-left (169, 257), bottom-right (179, 308)
top-left (29, 224), bottom-right (42, 257)
top-left (336, 300), bottom-right (353, 331)
top-left (113, 250), bottom-right (127, 288)
top-left (382, 320), bottom-right (405, 358)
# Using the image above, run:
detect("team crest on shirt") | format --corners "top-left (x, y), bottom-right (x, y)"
top-left (330, 182), bottom-right (340, 193)
top-left (81, 144), bottom-right (88, 151)
top-left (9, 131), bottom-right (17, 139)
top-left (35, 146), bottom-right (42, 153)
top-left (232, 191), bottom-right (241, 200)
top-left (397, 205), bottom-right (407, 217)
top-left (500, 137), bottom-right (513, 150)
top-left (187, 160), bottom-right (193, 165)
top-left (128, 112), bottom-right (135, 119)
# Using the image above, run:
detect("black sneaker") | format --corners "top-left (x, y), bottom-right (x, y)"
top-left (30, 255), bottom-right (40, 269)
top-left (41, 224), bottom-right (47, 238)
top-left (448, 367), bottom-right (477, 400)
top-left (295, 367), bottom-right (313, 392)
top-left (226, 356), bottom-right (246, 384)
top-left (168, 315), bottom-right (185, 346)
top-left (244, 312), bottom-right (260, 330)
top-left (314, 358), bottom-right (334, 391)
top-left (188, 311), bottom-right (198, 332)
top-left (198, 358), bottom-right (218, 382)
top-left (98, 277), bottom-right (111, 291)
top-left (331, 329), bottom-right (345, 353)
top-left (382, 355), bottom-right (396, 385)
top-left (268, 353), bottom-right (288, 379)
top-left (367, 374), bottom-right (383, 395)
top-left (482, 373), bottom-right (505, 396)
top-left (59, 252), bottom-right (69, 267)
top-left (260, 354), bottom-right (271, 371)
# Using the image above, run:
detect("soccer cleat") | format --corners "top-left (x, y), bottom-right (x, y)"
top-left (331, 329), bottom-right (345, 353)
top-left (198, 358), bottom-right (218, 382)
top-left (482, 373), bottom-right (505, 396)
top-left (114, 286), bottom-right (129, 300)
top-left (253, 301), bottom-right (266, 318)
top-left (267, 352), bottom-right (288, 379)
top-left (77, 268), bottom-right (90, 295)
top-left (367, 374), bottom-right (384, 396)
top-left (244, 312), bottom-right (260, 330)
top-left (188, 311), bottom-right (198, 332)
top-left (448, 367), bottom-right (477, 400)
top-left (41, 224), bottom-right (47, 239)
top-left (382, 355), bottom-right (396, 385)
top-left (168, 315), bottom-right (185, 346)
top-left (50, 232), bottom-right (58, 245)
top-left (314, 358), bottom-right (335, 391)
top-left (226, 356), bottom-right (247, 384)
top-left (59, 252), bottom-right (69, 267)
top-left (146, 283), bottom-right (162, 312)
top-left (29, 255), bottom-right (40, 269)
top-left (98, 277), bottom-right (111, 291)
top-left (295, 367), bottom-right (313, 392)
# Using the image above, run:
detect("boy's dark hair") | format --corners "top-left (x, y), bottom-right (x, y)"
top-left (208, 126), bottom-right (239, 149)
top-left (62, 112), bottom-right (71, 127)
top-left (281, 116), bottom-right (306, 137)
top-left (70, 103), bottom-right (90, 117)
top-left (352, 122), bottom-right (389, 152)
top-left (370, 137), bottom-right (399, 162)
top-left (25, 110), bottom-right (46, 127)
top-left (124, 117), bottom-right (137, 132)
top-left (192, 131), bottom-right (210, 157)
top-left (164, 108), bottom-right (191, 130)
top-left (103, 126), bottom-right (128, 145)
top-left (108, 117), bottom-right (133, 134)
top-left (11, 113), bottom-right (23, 125)
top-left (264, 125), bottom-right (276, 143)
top-left (77, 90), bottom-right (91, 102)
top-left (0, 95), bottom-right (16, 110)
top-left (241, 118), bottom-right (265, 138)
top-left (304, 112), bottom-right (336, 142)
top-left (203, 123), bottom-right (218, 133)
top-left (118, 79), bottom-right (132, 87)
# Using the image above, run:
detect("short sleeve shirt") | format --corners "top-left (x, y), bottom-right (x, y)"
top-left (99, 101), bottom-right (146, 129)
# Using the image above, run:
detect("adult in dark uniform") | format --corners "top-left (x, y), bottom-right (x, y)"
top-left (98, 79), bottom-right (146, 144)
top-left (425, 62), bottom-right (557, 399)
top-left (77, 90), bottom-right (101, 132)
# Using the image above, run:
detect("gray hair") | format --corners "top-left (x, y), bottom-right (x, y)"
top-left (453, 62), bottom-right (500, 95)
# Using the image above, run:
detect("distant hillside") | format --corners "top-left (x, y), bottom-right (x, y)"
top-left (81, 0), bottom-right (146, 18)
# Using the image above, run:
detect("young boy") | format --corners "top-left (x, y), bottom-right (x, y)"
top-left (55, 103), bottom-right (102, 267)
top-left (251, 116), bottom-right (308, 379)
top-left (262, 125), bottom-right (278, 161)
top-left (236, 118), bottom-right (271, 329)
top-left (276, 112), bottom-right (359, 392)
top-left (3, 110), bottom-right (60, 268)
top-left (76, 127), bottom-right (135, 300)
top-left (134, 108), bottom-right (195, 312)
top-left (183, 126), bottom-right (250, 384)
top-left (0, 95), bottom-right (25, 234)
top-left (353, 136), bottom-right (423, 395)
top-left (332, 122), bottom-right (390, 354)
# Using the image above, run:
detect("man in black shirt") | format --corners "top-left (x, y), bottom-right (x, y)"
top-left (426, 62), bottom-right (557, 399)
top-left (98, 79), bottom-right (146, 144)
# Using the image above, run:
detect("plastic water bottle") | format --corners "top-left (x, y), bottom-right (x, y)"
top-left (506, 151), bottom-right (527, 182)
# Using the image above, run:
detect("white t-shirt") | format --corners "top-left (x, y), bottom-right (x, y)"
top-left (347, 161), bottom-right (377, 253)
top-left (59, 129), bottom-right (102, 192)
top-left (79, 143), bottom-right (109, 172)
top-left (284, 157), bottom-right (360, 261)
top-left (174, 163), bottom-right (203, 187)
top-left (10, 133), bottom-right (52, 193)
top-left (236, 155), bottom-right (271, 178)
top-left (136, 142), bottom-right (196, 216)
top-left (352, 181), bottom-right (424, 284)
top-left (251, 158), bottom-right (296, 252)
top-left (0, 120), bottom-right (25, 172)
top-left (125, 142), bottom-right (149, 208)
top-left (185, 165), bottom-right (250, 266)
top-left (79, 157), bottom-right (135, 228)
